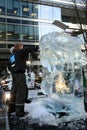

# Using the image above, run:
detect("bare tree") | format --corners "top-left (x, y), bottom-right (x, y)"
top-left (72, 0), bottom-right (87, 54)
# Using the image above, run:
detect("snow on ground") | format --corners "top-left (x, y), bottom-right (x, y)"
top-left (25, 91), bottom-right (87, 126)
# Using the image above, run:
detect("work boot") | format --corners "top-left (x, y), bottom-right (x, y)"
top-left (25, 99), bottom-right (32, 103)
top-left (16, 111), bottom-right (29, 118)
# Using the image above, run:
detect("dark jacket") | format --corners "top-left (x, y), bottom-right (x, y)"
top-left (8, 47), bottom-right (38, 74)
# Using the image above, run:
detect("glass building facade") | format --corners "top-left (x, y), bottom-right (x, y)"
top-left (0, 0), bottom-right (62, 75)
top-left (0, 0), bottom-right (61, 49)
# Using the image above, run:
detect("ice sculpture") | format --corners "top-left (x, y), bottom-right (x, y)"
top-left (39, 32), bottom-right (87, 96)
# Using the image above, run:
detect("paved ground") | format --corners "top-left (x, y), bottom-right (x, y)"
top-left (0, 109), bottom-right (9, 130)
top-left (0, 110), bottom-right (7, 130)
top-left (8, 114), bottom-right (87, 130)
top-left (8, 89), bottom-right (87, 130)
top-left (1, 88), bottom-right (87, 130)
top-left (0, 88), bottom-right (46, 130)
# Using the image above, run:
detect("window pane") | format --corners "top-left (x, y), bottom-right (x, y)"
top-left (22, 25), bottom-right (35, 42)
top-left (21, 2), bottom-right (38, 19)
top-left (7, 0), bottom-right (20, 16)
top-left (0, 18), bottom-right (6, 22)
top-left (40, 5), bottom-right (52, 20)
top-left (34, 26), bottom-right (39, 42)
top-left (22, 20), bottom-right (34, 25)
top-left (30, 3), bottom-right (38, 19)
top-left (22, 26), bottom-right (29, 41)
top-left (0, 23), bottom-right (6, 40)
top-left (7, 19), bottom-right (21, 24)
top-left (7, 24), bottom-right (21, 40)
top-left (52, 7), bottom-right (61, 20)
top-left (0, 0), bottom-right (5, 15)
top-left (13, 0), bottom-right (20, 16)
top-left (21, 1), bottom-right (30, 17)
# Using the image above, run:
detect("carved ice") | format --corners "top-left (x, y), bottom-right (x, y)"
top-left (24, 32), bottom-right (87, 125)
top-left (39, 32), bottom-right (86, 96)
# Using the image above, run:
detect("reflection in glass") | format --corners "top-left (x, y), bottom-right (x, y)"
top-left (0, 23), bottom-right (6, 40)
top-left (7, 19), bottom-right (20, 24)
top-left (0, 0), bottom-right (5, 15)
top-left (22, 25), bottom-right (34, 42)
top-left (40, 5), bottom-right (52, 20)
top-left (7, 24), bottom-right (21, 40)
top-left (7, 0), bottom-right (20, 16)
top-left (21, 2), bottom-right (38, 19)
top-left (0, 0), bottom-right (62, 43)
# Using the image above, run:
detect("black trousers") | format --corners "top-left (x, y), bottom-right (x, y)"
top-left (8, 73), bottom-right (28, 115)
top-left (8, 75), bottom-right (16, 113)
